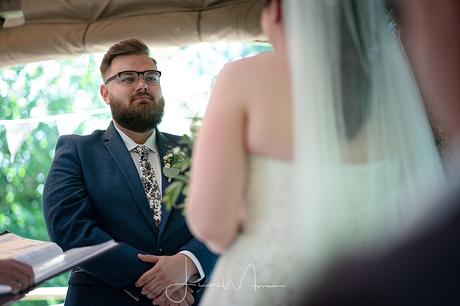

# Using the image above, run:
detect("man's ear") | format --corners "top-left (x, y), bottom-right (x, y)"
top-left (275, 0), bottom-right (282, 23)
top-left (100, 84), bottom-right (110, 105)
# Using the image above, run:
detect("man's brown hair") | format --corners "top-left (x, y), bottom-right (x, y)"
top-left (100, 38), bottom-right (157, 80)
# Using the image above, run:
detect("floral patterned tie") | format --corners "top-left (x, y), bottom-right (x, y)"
top-left (133, 145), bottom-right (162, 228)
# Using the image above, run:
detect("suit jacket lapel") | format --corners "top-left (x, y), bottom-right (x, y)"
top-left (103, 122), bottom-right (158, 234)
top-left (156, 130), bottom-right (175, 238)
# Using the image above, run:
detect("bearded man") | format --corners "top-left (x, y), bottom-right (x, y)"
top-left (43, 38), bottom-right (217, 306)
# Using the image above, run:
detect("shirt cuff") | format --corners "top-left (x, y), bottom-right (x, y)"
top-left (179, 250), bottom-right (205, 283)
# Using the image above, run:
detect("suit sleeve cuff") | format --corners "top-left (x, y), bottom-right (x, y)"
top-left (179, 250), bottom-right (205, 283)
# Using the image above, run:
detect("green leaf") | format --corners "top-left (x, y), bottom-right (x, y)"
top-left (163, 167), bottom-right (180, 178)
top-left (173, 174), bottom-right (189, 184)
top-left (163, 181), bottom-right (184, 211)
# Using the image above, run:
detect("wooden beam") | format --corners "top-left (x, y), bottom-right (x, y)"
top-left (0, 0), bottom-right (23, 28)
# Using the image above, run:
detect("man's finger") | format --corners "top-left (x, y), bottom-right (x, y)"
top-left (185, 291), bottom-right (194, 305)
top-left (145, 276), bottom-right (168, 298)
top-left (153, 291), bottom-right (171, 305)
top-left (10, 279), bottom-right (28, 294)
top-left (178, 299), bottom-right (188, 306)
top-left (151, 286), bottom-right (169, 303)
top-left (13, 272), bottom-right (32, 289)
top-left (152, 295), bottom-right (167, 305)
top-left (135, 268), bottom-right (157, 288)
top-left (162, 281), bottom-right (182, 298)
top-left (148, 287), bottom-right (165, 301)
top-left (138, 254), bottom-right (160, 264)
top-left (21, 265), bottom-right (34, 285)
top-left (147, 273), bottom-right (173, 298)
top-left (154, 285), bottom-right (183, 305)
top-left (13, 260), bottom-right (34, 281)
top-left (10, 282), bottom-right (21, 294)
top-left (183, 288), bottom-right (194, 306)
top-left (170, 286), bottom-right (188, 305)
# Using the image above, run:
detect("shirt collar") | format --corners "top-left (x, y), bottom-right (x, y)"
top-left (113, 122), bottom-right (158, 155)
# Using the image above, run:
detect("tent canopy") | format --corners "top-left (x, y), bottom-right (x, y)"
top-left (0, 0), bottom-right (264, 68)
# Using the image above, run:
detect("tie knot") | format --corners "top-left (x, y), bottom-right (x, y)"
top-left (134, 145), bottom-right (149, 161)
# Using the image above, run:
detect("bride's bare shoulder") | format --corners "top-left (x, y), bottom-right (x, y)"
top-left (218, 51), bottom-right (277, 79)
top-left (232, 51), bottom-right (274, 65)
top-left (223, 51), bottom-right (273, 69)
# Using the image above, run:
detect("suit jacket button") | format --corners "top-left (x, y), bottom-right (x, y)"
top-left (159, 248), bottom-right (163, 252)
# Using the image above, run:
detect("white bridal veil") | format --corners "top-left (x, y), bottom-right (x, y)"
top-left (285, 0), bottom-right (446, 278)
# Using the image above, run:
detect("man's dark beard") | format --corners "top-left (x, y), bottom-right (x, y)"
top-left (110, 94), bottom-right (165, 133)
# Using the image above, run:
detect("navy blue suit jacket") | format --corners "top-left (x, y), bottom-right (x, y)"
top-left (43, 122), bottom-right (217, 306)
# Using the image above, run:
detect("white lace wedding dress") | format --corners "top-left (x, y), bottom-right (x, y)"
top-left (199, 155), bottom-right (404, 306)
top-left (200, 155), bottom-right (299, 306)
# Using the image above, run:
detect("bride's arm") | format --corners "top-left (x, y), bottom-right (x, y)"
top-left (186, 60), bottom-right (248, 254)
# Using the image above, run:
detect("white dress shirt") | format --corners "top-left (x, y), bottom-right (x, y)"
top-left (114, 123), bottom-right (204, 282)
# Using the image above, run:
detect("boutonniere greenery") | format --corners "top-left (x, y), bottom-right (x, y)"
top-left (163, 146), bottom-right (188, 180)
top-left (162, 119), bottom-right (199, 212)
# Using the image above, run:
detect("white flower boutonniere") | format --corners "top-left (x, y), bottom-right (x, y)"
top-left (162, 135), bottom-right (193, 212)
top-left (163, 147), bottom-right (187, 180)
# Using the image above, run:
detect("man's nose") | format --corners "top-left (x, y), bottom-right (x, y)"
top-left (134, 76), bottom-right (149, 90)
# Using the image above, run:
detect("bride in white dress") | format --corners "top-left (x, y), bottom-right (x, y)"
top-left (186, 0), bottom-right (445, 305)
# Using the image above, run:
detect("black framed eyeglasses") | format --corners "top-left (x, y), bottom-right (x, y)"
top-left (104, 70), bottom-right (162, 86)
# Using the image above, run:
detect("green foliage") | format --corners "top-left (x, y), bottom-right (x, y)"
top-left (0, 55), bottom-right (103, 305)
top-left (161, 109), bottom-right (209, 213)
top-left (15, 300), bottom-right (63, 306)
top-left (0, 55), bottom-right (103, 237)
top-left (162, 133), bottom-right (194, 213)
